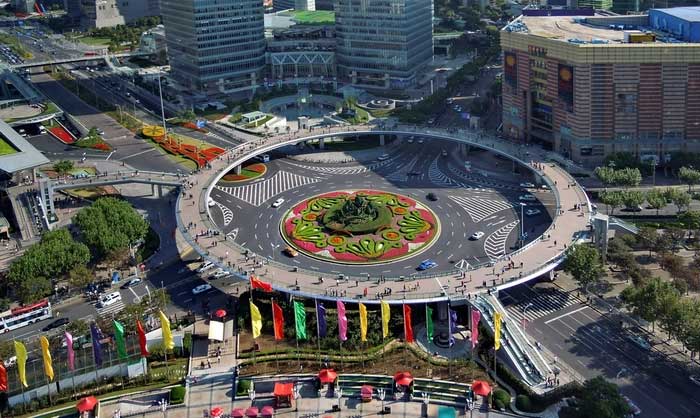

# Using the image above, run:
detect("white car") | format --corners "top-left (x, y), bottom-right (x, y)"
top-left (525, 209), bottom-right (542, 216)
top-left (97, 292), bottom-right (122, 308)
top-left (196, 261), bottom-right (214, 273)
top-left (520, 182), bottom-right (535, 188)
top-left (470, 231), bottom-right (485, 240)
top-left (192, 283), bottom-right (213, 295)
top-left (418, 139), bottom-right (424, 144)
top-left (207, 198), bottom-right (216, 207)
top-left (272, 198), bottom-right (285, 208)
top-left (211, 268), bottom-right (229, 279)
top-left (519, 195), bottom-right (537, 202)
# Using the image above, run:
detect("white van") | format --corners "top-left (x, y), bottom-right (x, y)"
top-left (97, 292), bottom-right (122, 308)
top-left (255, 154), bottom-right (270, 163)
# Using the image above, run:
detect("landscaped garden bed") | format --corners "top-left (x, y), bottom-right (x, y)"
top-left (282, 190), bottom-right (439, 264)
top-left (221, 163), bottom-right (267, 182)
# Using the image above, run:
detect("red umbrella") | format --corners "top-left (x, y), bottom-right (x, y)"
top-left (211, 407), bottom-right (224, 417)
top-left (245, 407), bottom-right (259, 417)
top-left (232, 408), bottom-right (245, 418)
top-left (393, 371), bottom-right (414, 386)
top-left (471, 380), bottom-right (492, 397)
top-left (318, 369), bottom-right (338, 384)
top-left (215, 309), bottom-right (227, 318)
top-left (261, 405), bottom-right (274, 417)
top-left (76, 396), bottom-right (98, 412)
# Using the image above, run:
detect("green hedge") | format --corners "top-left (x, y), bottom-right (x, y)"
top-left (170, 385), bottom-right (186, 404)
top-left (237, 379), bottom-right (253, 396)
top-left (515, 394), bottom-right (532, 411)
top-left (493, 388), bottom-right (510, 406)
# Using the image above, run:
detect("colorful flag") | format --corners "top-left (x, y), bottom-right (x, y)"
top-left (359, 303), bottom-right (368, 342)
top-left (136, 320), bottom-right (149, 357)
top-left (426, 305), bottom-right (434, 343)
top-left (380, 301), bottom-right (390, 339)
top-left (316, 301), bottom-right (327, 338)
top-left (250, 276), bottom-right (273, 292)
top-left (39, 336), bottom-right (54, 381)
top-left (272, 301), bottom-right (284, 341)
top-left (14, 341), bottom-right (27, 387)
top-left (403, 304), bottom-right (414, 343)
top-left (65, 331), bottom-right (75, 371)
top-left (449, 309), bottom-right (458, 346)
top-left (90, 323), bottom-right (103, 367)
top-left (0, 363), bottom-right (7, 392)
top-left (294, 301), bottom-right (307, 340)
top-left (250, 301), bottom-right (262, 339)
top-left (494, 312), bottom-right (502, 351)
top-left (470, 308), bottom-right (481, 349)
top-left (159, 311), bottom-right (174, 350)
top-left (113, 320), bottom-right (128, 360)
top-left (337, 300), bottom-right (347, 342)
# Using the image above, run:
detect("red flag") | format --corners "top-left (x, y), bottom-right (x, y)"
top-left (136, 320), bottom-right (149, 357)
top-left (250, 276), bottom-right (273, 292)
top-left (403, 304), bottom-right (414, 343)
top-left (272, 301), bottom-right (284, 341)
top-left (0, 363), bottom-right (7, 392)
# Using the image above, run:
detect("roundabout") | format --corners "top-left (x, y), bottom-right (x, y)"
top-left (281, 190), bottom-right (439, 264)
top-left (176, 125), bottom-right (592, 303)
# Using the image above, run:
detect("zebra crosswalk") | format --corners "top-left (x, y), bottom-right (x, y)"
top-left (216, 170), bottom-right (321, 206)
top-left (96, 300), bottom-right (126, 317)
top-left (447, 163), bottom-right (521, 191)
top-left (483, 220), bottom-right (519, 260)
top-left (284, 157), bottom-right (394, 176)
top-left (428, 157), bottom-right (460, 188)
top-left (448, 195), bottom-right (514, 223)
top-left (214, 202), bottom-right (234, 226)
top-left (504, 289), bottom-right (583, 323)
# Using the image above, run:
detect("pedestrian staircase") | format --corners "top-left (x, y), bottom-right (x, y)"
top-left (473, 294), bottom-right (550, 387)
top-left (609, 216), bottom-right (639, 235)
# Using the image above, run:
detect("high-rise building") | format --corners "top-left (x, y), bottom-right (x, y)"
top-left (577, 0), bottom-right (613, 9)
top-left (162, 0), bottom-right (266, 96)
top-left (335, 0), bottom-right (433, 89)
top-left (12, 0), bottom-right (35, 13)
top-left (68, 0), bottom-right (160, 28)
top-left (296, 0), bottom-right (315, 10)
top-left (500, 10), bottom-right (700, 165)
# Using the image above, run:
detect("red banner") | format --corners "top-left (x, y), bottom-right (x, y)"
top-left (0, 363), bottom-right (7, 392)
top-left (250, 276), bottom-right (273, 292)
top-left (403, 305), bottom-right (414, 343)
top-left (136, 320), bottom-right (149, 357)
top-left (272, 301), bottom-right (284, 341)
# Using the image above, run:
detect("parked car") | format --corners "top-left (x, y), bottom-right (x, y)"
top-left (418, 259), bottom-right (438, 270)
top-left (210, 268), bottom-right (230, 279)
top-left (525, 209), bottom-right (542, 216)
top-left (519, 195), bottom-right (537, 202)
top-left (197, 261), bottom-right (214, 273)
top-left (192, 284), bottom-right (213, 295)
top-left (42, 318), bottom-right (69, 332)
top-left (272, 198), bottom-right (285, 208)
top-left (470, 231), bottom-right (485, 240)
top-left (121, 277), bottom-right (141, 289)
top-left (97, 292), bottom-right (121, 308)
top-left (520, 182), bottom-right (535, 188)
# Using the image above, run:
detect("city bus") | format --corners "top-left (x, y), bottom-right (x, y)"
top-left (0, 299), bottom-right (52, 333)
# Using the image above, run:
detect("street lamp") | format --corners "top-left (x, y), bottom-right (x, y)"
top-left (248, 388), bottom-right (256, 403)
top-left (159, 398), bottom-right (168, 418)
top-left (421, 392), bottom-right (430, 418)
top-left (377, 387), bottom-right (386, 415)
top-left (293, 382), bottom-right (301, 412)
top-left (521, 302), bottom-right (533, 329)
top-left (520, 203), bottom-right (526, 247)
top-left (336, 388), bottom-right (343, 411)
top-left (270, 243), bottom-right (280, 260)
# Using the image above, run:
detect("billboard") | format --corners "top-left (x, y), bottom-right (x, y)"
top-left (558, 64), bottom-right (574, 108)
top-left (504, 52), bottom-right (517, 88)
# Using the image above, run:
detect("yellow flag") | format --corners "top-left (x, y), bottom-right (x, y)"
top-left (250, 301), bottom-right (262, 339)
top-left (159, 310), bottom-right (175, 350)
top-left (359, 303), bottom-right (368, 342)
top-left (380, 301), bottom-right (390, 339)
top-left (494, 312), bottom-right (502, 351)
top-left (14, 340), bottom-right (28, 387)
top-left (39, 336), bottom-right (54, 381)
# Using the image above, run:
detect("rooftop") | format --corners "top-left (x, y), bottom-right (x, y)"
top-left (651, 6), bottom-right (700, 22)
top-left (519, 15), bottom-right (628, 42)
top-left (0, 120), bottom-right (48, 173)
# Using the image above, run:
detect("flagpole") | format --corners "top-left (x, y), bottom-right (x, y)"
top-left (315, 299), bottom-right (321, 368)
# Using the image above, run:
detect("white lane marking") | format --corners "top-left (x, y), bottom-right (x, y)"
top-left (544, 306), bottom-right (591, 324)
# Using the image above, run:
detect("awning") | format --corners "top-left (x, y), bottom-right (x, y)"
top-left (76, 396), bottom-right (98, 412)
top-left (245, 407), bottom-right (259, 417)
top-left (232, 408), bottom-right (245, 418)
top-left (274, 382), bottom-right (294, 397)
top-left (318, 369), bottom-right (338, 384)
top-left (261, 405), bottom-right (274, 417)
top-left (393, 371), bottom-right (413, 386)
top-left (211, 407), bottom-right (224, 418)
top-left (215, 309), bottom-right (227, 318)
top-left (361, 385), bottom-right (373, 399)
top-left (209, 320), bottom-right (224, 341)
top-left (471, 380), bottom-right (491, 397)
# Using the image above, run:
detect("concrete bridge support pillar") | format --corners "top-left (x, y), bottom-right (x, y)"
top-left (158, 185), bottom-right (163, 197)
top-left (379, 134), bottom-right (385, 146)
top-left (319, 137), bottom-right (325, 150)
top-left (151, 184), bottom-right (158, 197)
top-left (235, 165), bottom-right (242, 175)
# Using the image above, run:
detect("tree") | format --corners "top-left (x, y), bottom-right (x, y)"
top-left (666, 188), bottom-right (691, 213)
top-left (645, 189), bottom-right (667, 216)
top-left (621, 277), bottom-right (680, 331)
top-left (615, 168), bottom-right (642, 188)
top-left (559, 376), bottom-right (630, 418)
top-left (595, 166), bottom-right (617, 188)
top-left (603, 152), bottom-right (641, 171)
top-left (678, 166), bottom-right (700, 192)
top-left (679, 210), bottom-right (700, 238)
top-left (622, 190), bottom-right (645, 210)
top-left (68, 265), bottom-right (94, 289)
top-left (599, 191), bottom-right (624, 215)
top-left (66, 319), bottom-right (90, 338)
top-left (563, 244), bottom-right (603, 292)
top-left (75, 197), bottom-right (149, 257)
top-left (53, 160), bottom-right (74, 175)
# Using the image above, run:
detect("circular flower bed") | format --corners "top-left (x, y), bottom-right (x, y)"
top-left (281, 190), bottom-right (440, 264)
top-left (221, 163), bottom-right (267, 182)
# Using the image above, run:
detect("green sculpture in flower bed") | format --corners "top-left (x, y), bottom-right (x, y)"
top-left (281, 190), bottom-right (440, 264)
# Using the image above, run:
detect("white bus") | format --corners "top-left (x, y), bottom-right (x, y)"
top-left (0, 299), bottom-right (52, 333)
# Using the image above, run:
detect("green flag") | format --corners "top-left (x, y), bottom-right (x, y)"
top-left (426, 305), bottom-right (434, 343)
top-left (294, 301), bottom-right (307, 340)
top-left (113, 320), bottom-right (128, 360)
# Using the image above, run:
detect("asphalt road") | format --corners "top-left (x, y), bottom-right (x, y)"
top-left (499, 283), bottom-right (700, 418)
top-left (207, 138), bottom-right (553, 280)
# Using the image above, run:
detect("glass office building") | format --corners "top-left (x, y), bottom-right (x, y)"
top-left (162, 0), bottom-right (265, 95)
top-left (335, 0), bottom-right (433, 89)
